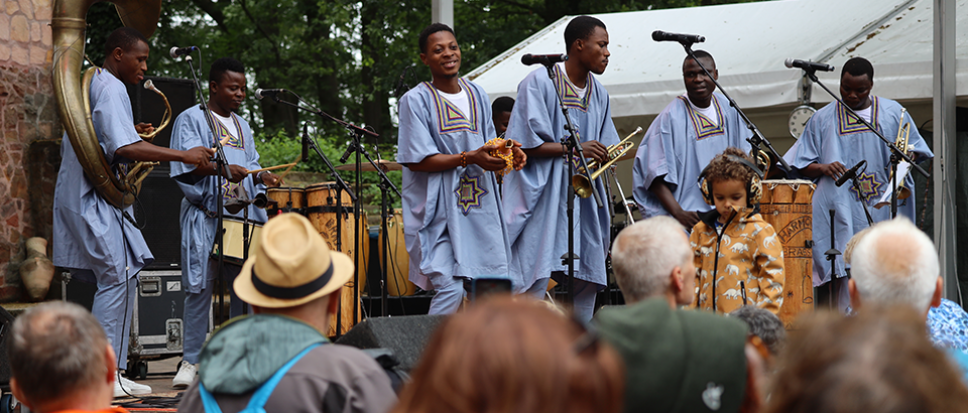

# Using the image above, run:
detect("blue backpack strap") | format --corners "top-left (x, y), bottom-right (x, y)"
top-left (197, 342), bottom-right (323, 413)
top-left (241, 342), bottom-right (323, 413)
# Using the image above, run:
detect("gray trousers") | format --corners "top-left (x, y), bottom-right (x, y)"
top-left (92, 277), bottom-right (138, 370)
top-left (183, 260), bottom-right (244, 364)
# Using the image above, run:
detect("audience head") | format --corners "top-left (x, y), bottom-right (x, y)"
top-left (701, 147), bottom-right (761, 214)
top-left (393, 296), bottom-right (624, 413)
top-left (9, 301), bottom-right (116, 412)
top-left (611, 216), bottom-right (693, 307)
top-left (849, 217), bottom-right (941, 314)
top-left (234, 213), bottom-right (353, 332)
top-left (730, 305), bottom-right (786, 357)
top-left (766, 306), bottom-right (968, 413)
top-left (491, 96), bottom-right (515, 136)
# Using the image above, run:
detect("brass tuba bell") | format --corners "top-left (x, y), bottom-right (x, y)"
top-left (52, 0), bottom-right (163, 209)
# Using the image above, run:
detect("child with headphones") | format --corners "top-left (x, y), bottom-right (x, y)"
top-left (690, 147), bottom-right (785, 315)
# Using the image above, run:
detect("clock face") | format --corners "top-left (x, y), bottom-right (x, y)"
top-left (789, 105), bottom-right (817, 139)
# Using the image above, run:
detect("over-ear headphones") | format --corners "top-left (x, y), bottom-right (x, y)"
top-left (697, 154), bottom-right (764, 207)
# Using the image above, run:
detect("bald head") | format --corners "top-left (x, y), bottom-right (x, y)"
top-left (850, 217), bottom-right (940, 312)
top-left (612, 216), bottom-right (693, 304)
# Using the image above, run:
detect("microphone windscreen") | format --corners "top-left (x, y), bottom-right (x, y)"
top-left (651, 31), bottom-right (663, 41)
top-left (784, 58), bottom-right (795, 69)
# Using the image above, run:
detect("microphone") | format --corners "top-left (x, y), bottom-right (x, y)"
top-left (651, 30), bottom-right (705, 44)
top-left (521, 54), bottom-right (568, 66)
top-left (785, 58), bottom-right (834, 72)
top-left (835, 160), bottom-right (866, 187)
top-left (255, 88), bottom-right (286, 100)
top-left (339, 142), bottom-right (357, 164)
top-left (169, 46), bottom-right (197, 58)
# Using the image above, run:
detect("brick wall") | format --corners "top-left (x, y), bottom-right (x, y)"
top-left (0, 0), bottom-right (60, 302)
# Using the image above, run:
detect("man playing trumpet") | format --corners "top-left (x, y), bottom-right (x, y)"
top-left (502, 16), bottom-right (619, 321)
top-left (169, 57), bottom-right (280, 388)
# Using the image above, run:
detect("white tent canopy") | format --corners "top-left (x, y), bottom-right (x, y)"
top-left (467, 0), bottom-right (967, 122)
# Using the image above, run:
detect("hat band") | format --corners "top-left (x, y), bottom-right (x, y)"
top-left (252, 261), bottom-right (335, 300)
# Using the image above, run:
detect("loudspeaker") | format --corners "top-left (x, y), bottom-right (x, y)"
top-left (134, 168), bottom-right (183, 269)
top-left (335, 315), bottom-right (446, 371)
top-left (125, 76), bottom-right (196, 269)
top-left (0, 306), bottom-right (14, 390)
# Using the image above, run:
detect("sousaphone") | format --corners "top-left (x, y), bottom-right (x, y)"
top-left (52, 0), bottom-right (163, 209)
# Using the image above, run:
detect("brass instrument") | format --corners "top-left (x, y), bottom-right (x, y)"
top-left (53, 0), bottom-right (163, 209)
top-left (572, 127), bottom-right (642, 198)
top-left (891, 108), bottom-right (913, 200)
top-left (140, 79), bottom-right (172, 142)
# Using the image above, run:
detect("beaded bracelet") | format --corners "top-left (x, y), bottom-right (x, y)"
top-left (460, 151), bottom-right (467, 168)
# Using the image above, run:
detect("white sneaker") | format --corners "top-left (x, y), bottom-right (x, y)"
top-left (172, 360), bottom-right (197, 389)
top-left (114, 376), bottom-right (152, 398)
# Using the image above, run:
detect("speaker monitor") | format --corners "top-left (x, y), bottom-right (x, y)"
top-left (335, 315), bottom-right (446, 371)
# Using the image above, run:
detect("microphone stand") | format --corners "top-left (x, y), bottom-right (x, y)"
top-left (184, 54), bottom-right (234, 325)
top-left (264, 94), bottom-right (401, 325)
top-left (847, 166), bottom-right (875, 227)
top-left (679, 43), bottom-right (791, 176)
top-left (823, 209), bottom-right (842, 309)
top-left (801, 69), bottom-right (930, 219)
top-left (541, 61), bottom-right (604, 305)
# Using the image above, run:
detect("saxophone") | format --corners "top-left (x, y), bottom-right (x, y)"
top-left (52, 0), bottom-right (163, 209)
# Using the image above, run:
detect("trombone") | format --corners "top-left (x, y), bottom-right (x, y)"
top-left (572, 127), bottom-right (642, 198)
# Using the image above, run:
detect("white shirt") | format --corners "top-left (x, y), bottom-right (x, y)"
top-left (212, 111), bottom-right (241, 142)
top-left (854, 105), bottom-right (873, 124)
top-left (684, 93), bottom-right (719, 126)
top-left (438, 87), bottom-right (471, 119)
top-left (558, 62), bottom-right (587, 98)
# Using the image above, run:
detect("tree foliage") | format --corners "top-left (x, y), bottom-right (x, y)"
top-left (83, 0), bottom-right (757, 188)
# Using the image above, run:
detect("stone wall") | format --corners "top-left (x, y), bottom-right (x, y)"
top-left (0, 0), bottom-right (60, 302)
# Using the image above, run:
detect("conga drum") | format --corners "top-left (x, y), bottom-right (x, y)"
top-left (266, 187), bottom-right (305, 217)
top-left (378, 209), bottom-right (415, 296)
top-left (759, 180), bottom-right (816, 328)
top-left (305, 182), bottom-right (369, 336)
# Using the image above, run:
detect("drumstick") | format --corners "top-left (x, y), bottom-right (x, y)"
top-left (247, 162), bottom-right (298, 175)
top-left (277, 154), bottom-right (301, 181)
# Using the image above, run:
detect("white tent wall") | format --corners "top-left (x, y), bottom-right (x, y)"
top-left (466, 0), bottom-right (965, 224)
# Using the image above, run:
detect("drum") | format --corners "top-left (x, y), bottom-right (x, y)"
top-left (759, 179), bottom-right (816, 328)
top-left (266, 187), bottom-right (305, 217)
top-left (211, 217), bottom-right (262, 266)
top-left (378, 209), bottom-right (416, 296)
top-left (305, 182), bottom-right (369, 336)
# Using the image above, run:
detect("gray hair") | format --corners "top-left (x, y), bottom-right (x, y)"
top-left (851, 217), bottom-right (939, 312)
top-left (729, 305), bottom-right (786, 355)
top-left (611, 216), bottom-right (692, 303)
top-left (9, 301), bottom-right (108, 402)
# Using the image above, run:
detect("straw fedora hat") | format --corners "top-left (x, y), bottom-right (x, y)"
top-left (235, 213), bottom-right (353, 308)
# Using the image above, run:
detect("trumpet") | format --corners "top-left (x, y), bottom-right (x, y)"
top-left (891, 109), bottom-right (913, 200)
top-left (572, 127), bottom-right (642, 198)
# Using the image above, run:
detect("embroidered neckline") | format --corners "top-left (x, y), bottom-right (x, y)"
top-left (679, 96), bottom-right (725, 140)
top-left (837, 97), bottom-right (879, 136)
top-left (207, 109), bottom-right (245, 149)
top-left (554, 64), bottom-right (592, 112)
top-left (424, 78), bottom-right (479, 135)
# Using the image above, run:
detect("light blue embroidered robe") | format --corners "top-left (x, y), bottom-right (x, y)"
top-left (396, 79), bottom-right (511, 290)
top-left (633, 93), bottom-right (751, 219)
top-left (502, 65), bottom-right (619, 292)
top-left (53, 69), bottom-right (154, 285)
top-left (170, 106), bottom-right (267, 294)
top-left (782, 97), bottom-right (932, 286)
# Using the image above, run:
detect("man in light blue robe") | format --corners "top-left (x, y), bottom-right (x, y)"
top-left (502, 16), bottom-right (619, 321)
top-left (397, 24), bottom-right (519, 315)
top-left (783, 57), bottom-right (932, 311)
top-left (53, 28), bottom-right (212, 396)
top-left (169, 58), bottom-right (278, 388)
top-left (633, 50), bottom-right (751, 228)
